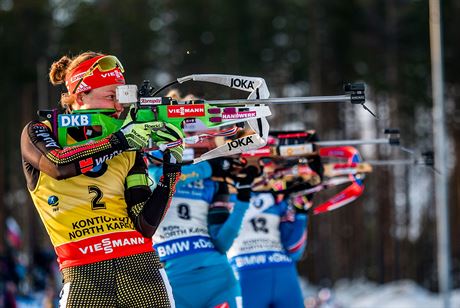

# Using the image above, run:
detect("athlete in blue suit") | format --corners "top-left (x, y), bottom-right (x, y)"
top-left (149, 156), bottom-right (256, 308)
top-left (228, 155), bottom-right (321, 308)
top-left (227, 191), bottom-right (308, 308)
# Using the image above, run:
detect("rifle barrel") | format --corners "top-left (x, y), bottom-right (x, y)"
top-left (316, 138), bottom-right (390, 146)
top-left (365, 159), bottom-right (415, 165)
top-left (205, 94), bottom-right (352, 105)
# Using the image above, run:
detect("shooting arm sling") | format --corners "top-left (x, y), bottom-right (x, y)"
top-left (125, 154), bottom-right (181, 238)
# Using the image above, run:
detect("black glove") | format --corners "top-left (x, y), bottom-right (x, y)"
top-left (162, 151), bottom-right (182, 177)
top-left (208, 157), bottom-right (239, 178)
top-left (285, 179), bottom-right (316, 213)
top-left (308, 154), bottom-right (324, 180)
top-left (233, 165), bottom-right (259, 202)
top-left (289, 193), bottom-right (313, 214)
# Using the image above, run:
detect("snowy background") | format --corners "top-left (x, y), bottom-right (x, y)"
top-left (300, 279), bottom-right (460, 308)
top-left (15, 279), bottom-right (460, 308)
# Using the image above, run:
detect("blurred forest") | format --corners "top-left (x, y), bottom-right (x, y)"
top-left (1, 0), bottom-right (459, 297)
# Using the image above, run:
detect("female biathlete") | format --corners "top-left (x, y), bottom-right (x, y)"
top-left (20, 51), bottom-right (183, 307)
top-left (149, 147), bottom-right (256, 307)
top-left (227, 155), bottom-right (323, 308)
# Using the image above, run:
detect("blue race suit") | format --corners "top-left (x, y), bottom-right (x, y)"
top-left (227, 192), bottom-right (308, 308)
top-left (149, 162), bottom-right (248, 308)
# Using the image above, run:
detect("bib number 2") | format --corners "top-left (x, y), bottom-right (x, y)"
top-left (88, 186), bottom-right (106, 210)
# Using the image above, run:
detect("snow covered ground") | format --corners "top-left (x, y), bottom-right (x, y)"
top-left (15, 279), bottom-right (460, 307)
top-left (301, 279), bottom-right (460, 308)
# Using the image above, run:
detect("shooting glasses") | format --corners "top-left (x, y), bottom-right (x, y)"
top-left (72, 55), bottom-right (125, 94)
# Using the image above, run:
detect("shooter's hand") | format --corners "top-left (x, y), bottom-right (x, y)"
top-left (156, 123), bottom-right (185, 164)
top-left (290, 194), bottom-right (313, 213)
top-left (117, 108), bottom-right (163, 150)
top-left (233, 166), bottom-right (259, 202)
top-left (287, 180), bottom-right (315, 213)
top-left (208, 157), bottom-right (243, 178)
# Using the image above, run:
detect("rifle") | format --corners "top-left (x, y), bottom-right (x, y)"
top-left (250, 145), bottom-right (368, 215)
top-left (41, 74), bottom-right (370, 164)
top-left (251, 143), bottom-right (432, 215)
top-left (308, 149), bottom-right (434, 214)
top-left (120, 75), bottom-right (372, 164)
top-left (253, 160), bottom-right (373, 187)
top-left (242, 128), bottom-right (400, 161)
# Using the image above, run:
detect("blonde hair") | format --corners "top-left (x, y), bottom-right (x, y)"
top-left (49, 51), bottom-right (103, 108)
top-left (166, 89), bottom-right (198, 101)
top-left (165, 89), bottom-right (182, 100)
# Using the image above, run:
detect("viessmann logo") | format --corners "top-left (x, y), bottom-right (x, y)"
top-left (167, 104), bottom-right (205, 118)
top-left (78, 237), bottom-right (146, 255)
